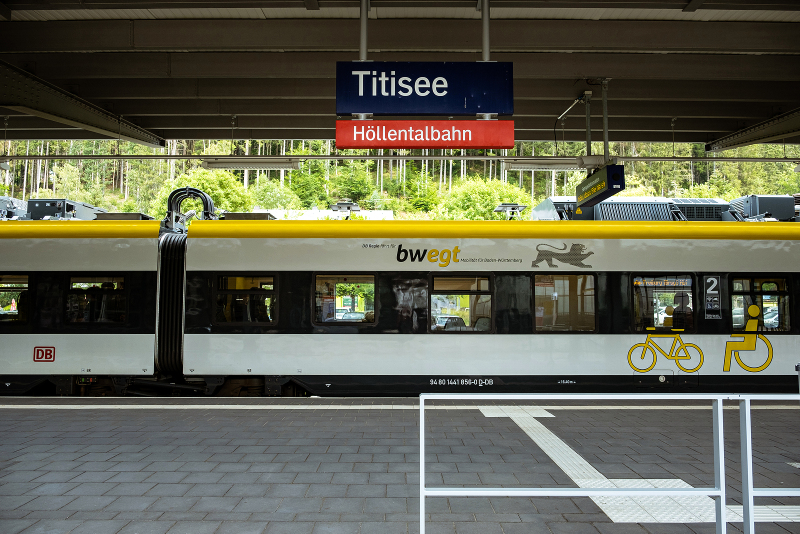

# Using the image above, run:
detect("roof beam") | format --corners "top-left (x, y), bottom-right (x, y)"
top-left (0, 60), bottom-right (164, 148)
top-left (683, 0), bottom-right (705, 12)
top-left (0, 2), bottom-right (11, 21)
top-left (3, 1), bottom-right (800, 12)
top-left (3, 50), bottom-right (796, 82)
top-left (2, 19), bottom-right (798, 55)
top-left (40, 77), bottom-right (799, 103)
top-left (118, 115), bottom-right (746, 132)
top-left (4, 128), bottom-right (785, 145)
top-left (57, 98), bottom-right (797, 120)
top-left (706, 107), bottom-right (800, 152)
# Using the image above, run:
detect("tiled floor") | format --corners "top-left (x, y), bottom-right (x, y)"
top-left (0, 398), bottom-right (798, 534)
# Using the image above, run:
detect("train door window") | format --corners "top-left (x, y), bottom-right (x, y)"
top-left (633, 275), bottom-right (694, 332)
top-left (731, 277), bottom-right (790, 332)
top-left (216, 275), bottom-right (276, 324)
top-left (534, 275), bottom-right (596, 332)
top-left (315, 275), bottom-right (375, 323)
top-left (0, 274), bottom-right (28, 322)
top-left (431, 276), bottom-right (492, 333)
top-left (67, 276), bottom-right (127, 323)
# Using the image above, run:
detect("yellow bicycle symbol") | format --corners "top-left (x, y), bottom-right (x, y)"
top-left (723, 304), bottom-right (773, 372)
top-left (628, 333), bottom-right (704, 373)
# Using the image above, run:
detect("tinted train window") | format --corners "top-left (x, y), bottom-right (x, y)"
top-left (315, 275), bottom-right (375, 323)
top-left (633, 275), bottom-right (694, 332)
top-left (0, 274), bottom-right (28, 322)
top-left (67, 276), bottom-right (127, 323)
top-left (216, 275), bottom-right (276, 324)
top-left (534, 275), bottom-right (595, 332)
top-left (431, 276), bottom-right (492, 333)
top-left (732, 277), bottom-right (790, 332)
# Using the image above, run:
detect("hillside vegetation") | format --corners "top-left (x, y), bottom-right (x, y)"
top-left (2, 139), bottom-right (798, 220)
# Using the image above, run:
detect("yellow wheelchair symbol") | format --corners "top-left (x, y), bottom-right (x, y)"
top-left (724, 305), bottom-right (773, 372)
top-left (628, 333), bottom-right (704, 373)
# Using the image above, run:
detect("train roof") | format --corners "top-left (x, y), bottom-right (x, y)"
top-left (0, 220), bottom-right (161, 239)
top-left (187, 220), bottom-right (800, 241)
top-left (3, 219), bottom-right (800, 241)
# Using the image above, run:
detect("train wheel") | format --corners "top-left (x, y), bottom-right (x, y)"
top-left (628, 343), bottom-right (656, 372)
top-left (675, 343), bottom-right (703, 373)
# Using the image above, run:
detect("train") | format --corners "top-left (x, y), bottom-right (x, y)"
top-left (1, 188), bottom-right (799, 396)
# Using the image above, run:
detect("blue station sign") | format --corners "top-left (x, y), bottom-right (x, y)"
top-left (336, 61), bottom-right (514, 116)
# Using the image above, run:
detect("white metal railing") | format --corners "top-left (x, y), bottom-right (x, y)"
top-left (419, 393), bottom-right (800, 534)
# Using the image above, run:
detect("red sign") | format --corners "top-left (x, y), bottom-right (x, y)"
top-left (336, 120), bottom-right (514, 149)
top-left (33, 347), bottom-right (55, 362)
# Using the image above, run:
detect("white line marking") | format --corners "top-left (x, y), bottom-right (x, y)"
top-left (790, 462), bottom-right (800, 469)
top-left (1, 404), bottom-right (797, 411)
top-left (481, 408), bottom-right (800, 523)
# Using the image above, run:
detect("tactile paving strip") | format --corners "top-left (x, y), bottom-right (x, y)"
top-left (480, 407), bottom-right (800, 524)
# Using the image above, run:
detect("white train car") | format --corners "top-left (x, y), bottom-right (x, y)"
top-left (181, 219), bottom-right (800, 396)
top-left (0, 220), bottom-right (160, 395)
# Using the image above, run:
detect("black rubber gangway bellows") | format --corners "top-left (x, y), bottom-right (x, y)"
top-left (156, 232), bottom-right (187, 376)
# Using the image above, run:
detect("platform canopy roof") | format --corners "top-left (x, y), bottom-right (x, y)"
top-left (0, 0), bottom-right (799, 148)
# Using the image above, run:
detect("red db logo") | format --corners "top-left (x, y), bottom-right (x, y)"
top-left (33, 347), bottom-right (55, 362)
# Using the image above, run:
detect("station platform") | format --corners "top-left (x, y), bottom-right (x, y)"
top-left (0, 397), bottom-right (798, 534)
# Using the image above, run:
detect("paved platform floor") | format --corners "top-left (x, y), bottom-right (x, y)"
top-left (0, 398), bottom-right (798, 534)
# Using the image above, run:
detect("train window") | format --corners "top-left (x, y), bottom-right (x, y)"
top-left (219, 275), bottom-right (274, 291)
top-left (433, 277), bottom-right (489, 292)
top-left (731, 277), bottom-right (790, 332)
top-left (431, 276), bottom-right (492, 333)
top-left (633, 275), bottom-right (694, 332)
top-left (315, 275), bottom-right (375, 323)
top-left (67, 276), bottom-right (127, 323)
top-left (216, 275), bottom-right (276, 324)
top-left (0, 274), bottom-right (28, 322)
top-left (534, 275), bottom-right (595, 332)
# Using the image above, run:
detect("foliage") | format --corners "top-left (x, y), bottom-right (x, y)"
top-left (252, 180), bottom-right (303, 210)
top-left (331, 161), bottom-right (375, 204)
top-left (289, 173), bottom-right (331, 209)
top-left (2, 138), bottom-right (798, 222)
top-left (431, 178), bottom-right (532, 220)
top-left (336, 282), bottom-right (375, 309)
top-left (153, 167), bottom-right (253, 219)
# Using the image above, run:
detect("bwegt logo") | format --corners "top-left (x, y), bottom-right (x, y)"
top-left (396, 244), bottom-right (461, 267)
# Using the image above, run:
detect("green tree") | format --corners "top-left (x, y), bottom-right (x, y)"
top-left (252, 179), bottom-right (303, 210)
top-left (332, 161), bottom-right (375, 204)
top-left (152, 167), bottom-right (254, 219)
top-left (432, 178), bottom-right (532, 220)
top-left (336, 282), bottom-right (374, 311)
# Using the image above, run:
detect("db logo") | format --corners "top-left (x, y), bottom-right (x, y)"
top-left (33, 347), bottom-right (55, 362)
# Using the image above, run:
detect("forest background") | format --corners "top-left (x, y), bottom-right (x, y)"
top-left (2, 139), bottom-right (799, 220)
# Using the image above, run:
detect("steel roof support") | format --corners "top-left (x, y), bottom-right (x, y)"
top-left (602, 79), bottom-right (610, 162)
top-left (584, 91), bottom-right (592, 157)
top-left (480, 0), bottom-right (490, 62)
top-left (0, 59), bottom-right (164, 148)
top-left (0, 2), bottom-right (10, 21)
top-left (706, 107), bottom-right (800, 152)
top-left (359, 0), bottom-right (369, 61)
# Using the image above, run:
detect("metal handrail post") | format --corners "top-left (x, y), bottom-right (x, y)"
top-left (419, 396), bottom-right (426, 534)
top-left (713, 399), bottom-right (727, 534)
top-left (796, 364), bottom-right (800, 402)
top-left (740, 399), bottom-right (755, 534)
